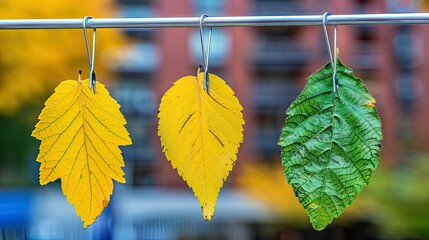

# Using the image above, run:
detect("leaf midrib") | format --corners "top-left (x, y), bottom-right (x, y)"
top-left (195, 76), bottom-right (209, 207)
top-left (78, 81), bottom-right (94, 224)
top-left (319, 90), bottom-right (337, 219)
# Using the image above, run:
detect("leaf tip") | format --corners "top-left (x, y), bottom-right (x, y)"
top-left (366, 100), bottom-right (376, 108)
top-left (39, 179), bottom-right (47, 186)
top-left (83, 220), bottom-right (94, 229)
top-left (102, 199), bottom-right (110, 208)
top-left (311, 221), bottom-right (328, 231)
top-left (308, 202), bottom-right (331, 231)
top-left (203, 216), bottom-right (212, 222)
top-left (200, 202), bottom-right (216, 222)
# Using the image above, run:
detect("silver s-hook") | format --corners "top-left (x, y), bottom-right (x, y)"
top-left (83, 16), bottom-right (97, 93)
top-left (322, 12), bottom-right (338, 92)
top-left (199, 14), bottom-right (213, 94)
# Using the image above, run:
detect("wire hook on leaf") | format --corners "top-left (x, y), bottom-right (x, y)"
top-left (322, 12), bottom-right (338, 92)
top-left (82, 16), bottom-right (97, 93)
top-left (199, 14), bottom-right (212, 94)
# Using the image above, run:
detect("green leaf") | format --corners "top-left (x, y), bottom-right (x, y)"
top-left (278, 57), bottom-right (382, 230)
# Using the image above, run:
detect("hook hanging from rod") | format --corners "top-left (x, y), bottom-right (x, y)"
top-left (199, 14), bottom-right (213, 94)
top-left (322, 12), bottom-right (338, 93)
top-left (83, 16), bottom-right (97, 93)
top-left (2, 13), bottom-right (429, 29)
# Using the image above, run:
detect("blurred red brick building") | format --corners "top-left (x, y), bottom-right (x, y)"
top-left (114, 0), bottom-right (429, 186)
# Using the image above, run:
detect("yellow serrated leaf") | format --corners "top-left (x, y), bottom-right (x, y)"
top-left (158, 71), bottom-right (244, 221)
top-left (32, 78), bottom-right (131, 228)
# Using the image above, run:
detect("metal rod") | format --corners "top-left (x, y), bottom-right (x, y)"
top-left (1, 13), bottom-right (429, 29)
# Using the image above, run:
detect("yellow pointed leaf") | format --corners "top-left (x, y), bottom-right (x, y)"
top-left (158, 71), bottom-right (244, 221)
top-left (31, 78), bottom-right (131, 228)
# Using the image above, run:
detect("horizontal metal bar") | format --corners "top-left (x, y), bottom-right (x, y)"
top-left (1, 13), bottom-right (429, 29)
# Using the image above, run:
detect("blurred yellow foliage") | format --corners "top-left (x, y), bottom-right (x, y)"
top-left (235, 161), bottom-right (308, 225)
top-left (236, 161), bottom-right (378, 228)
top-left (0, 0), bottom-right (126, 114)
top-left (423, 1), bottom-right (429, 10)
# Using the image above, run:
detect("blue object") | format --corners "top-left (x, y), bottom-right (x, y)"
top-left (0, 189), bottom-right (32, 227)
